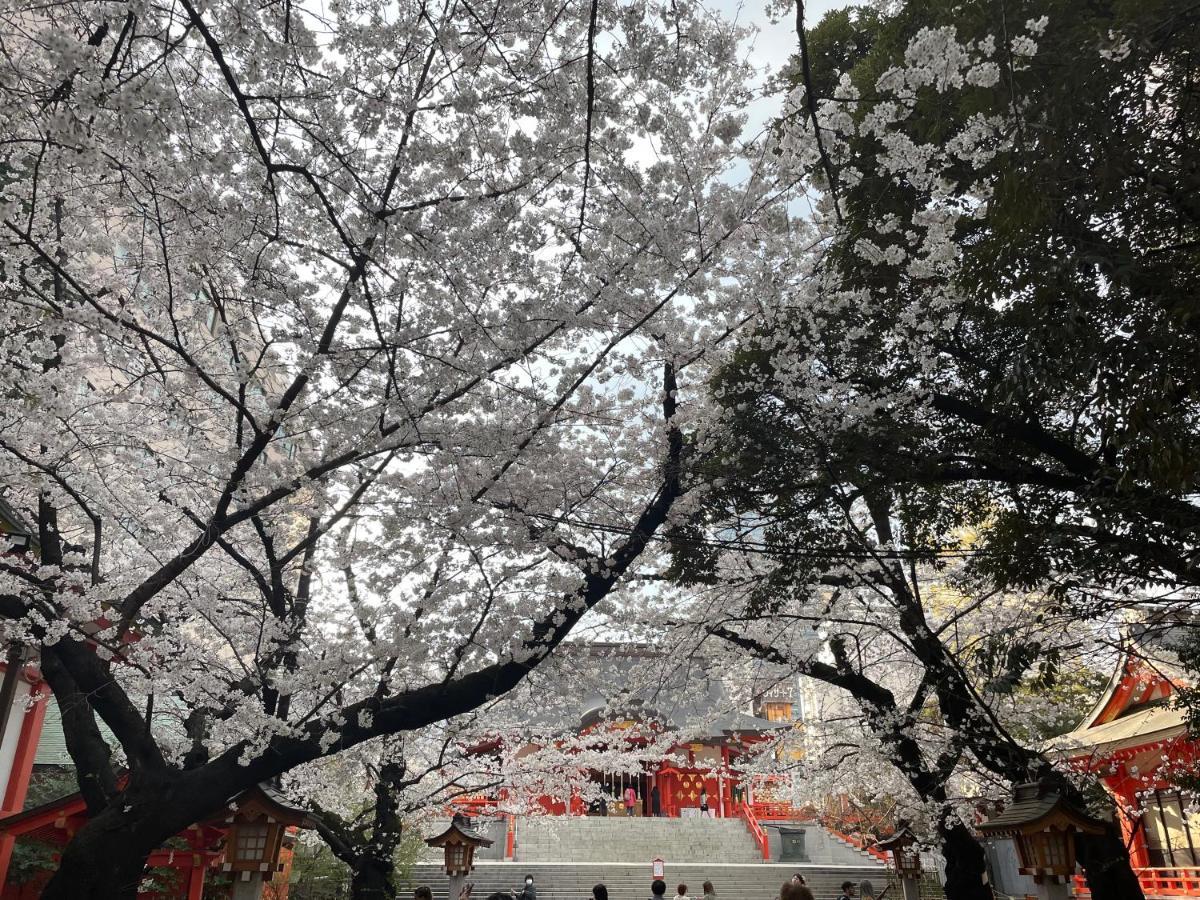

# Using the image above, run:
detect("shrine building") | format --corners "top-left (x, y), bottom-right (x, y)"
top-left (1047, 619), bottom-right (1199, 898)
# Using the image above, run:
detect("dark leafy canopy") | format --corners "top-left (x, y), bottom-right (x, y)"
top-left (705, 0), bottom-right (1200, 599)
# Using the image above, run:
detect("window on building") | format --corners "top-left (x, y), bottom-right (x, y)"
top-left (1143, 790), bottom-right (1199, 867)
top-left (232, 823), bottom-right (269, 863)
top-left (762, 702), bottom-right (793, 722)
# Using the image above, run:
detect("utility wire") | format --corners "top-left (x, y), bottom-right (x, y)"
top-left (519, 509), bottom-right (989, 562)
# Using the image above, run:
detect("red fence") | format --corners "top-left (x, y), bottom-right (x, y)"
top-left (820, 823), bottom-right (890, 863)
top-left (1073, 867), bottom-right (1200, 897)
top-left (750, 802), bottom-right (812, 821)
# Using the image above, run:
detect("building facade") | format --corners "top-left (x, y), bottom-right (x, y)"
top-left (1048, 622), bottom-right (1199, 897)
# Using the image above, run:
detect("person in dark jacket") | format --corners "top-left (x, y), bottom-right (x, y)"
top-left (779, 883), bottom-right (814, 900)
top-left (651, 783), bottom-right (662, 817)
top-left (517, 875), bottom-right (537, 900)
top-left (837, 881), bottom-right (855, 900)
top-left (593, 885), bottom-right (608, 900)
top-left (793, 887), bottom-right (815, 900)
top-left (650, 878), bottom-right (667, 900)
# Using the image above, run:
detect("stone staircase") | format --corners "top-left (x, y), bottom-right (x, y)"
top-left (398, 862), bottom-right (912, 900)
top-left (514, 816), bottom-right (762, 863)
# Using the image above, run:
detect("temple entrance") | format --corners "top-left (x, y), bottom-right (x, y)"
top-left (590, 770), bottom-right (651, 816)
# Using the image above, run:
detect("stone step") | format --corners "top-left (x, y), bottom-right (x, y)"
top-left (514, 816), bottom-right (761, 864)
top-left (397, 862), bottom-right (940, 900)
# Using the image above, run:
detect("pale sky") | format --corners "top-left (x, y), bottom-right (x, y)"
top-left (708, 0), bottom-right (851, 134)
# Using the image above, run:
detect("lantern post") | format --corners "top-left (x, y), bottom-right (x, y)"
top-left (211, 785), bottom-right (313, 900)
top-left (425, 818), bottom-right (494, 900)
top-left (976, 781), bottom-right (1105, 900)
top-left (874, 827), bottom-right (923, 900)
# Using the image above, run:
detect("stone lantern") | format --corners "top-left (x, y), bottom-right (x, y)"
top-left (874, 827), bottom-right (922, 900)
top-left (425, 818), bottom-right (494, 900)
top-left (975, 780), bottom-right (1105, 900)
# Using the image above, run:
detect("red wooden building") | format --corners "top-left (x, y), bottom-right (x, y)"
top-left (459, 645), bottom-right (793, 826)
top-left (515, 724), bottom-right (779, 820)
top-left (1048, 623), bottom-right (1199, 897)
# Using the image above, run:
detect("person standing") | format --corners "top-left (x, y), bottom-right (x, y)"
top-left (837, 881), bottom-right (855, 900)
top-left (624, 783), bottom-right (637, 816)
top-left (650, 879), bottom-right (667, 900)
top-left (675, 884), bottom-right (690, 900)
top-left (651, 783), bottom-right (662, 817)
top-left (701, 880), bottom-right (716, 900)
top-left (517, 875), bottom-right (537, 900)
top-left (698, 787), bottom-right (709, 818)
top-left (857, 878), bottom-right (876, 900)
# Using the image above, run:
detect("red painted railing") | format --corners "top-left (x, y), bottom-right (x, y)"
top-left (1074, 866), bottom-right (1200, 897)
top-left (821, 823), bottom-right (890, 863)
top-left (449, 795), bottom-right (501, 817)
top-left (737, 802), bottom-right (771, 861)
top-left (750, 801), bottom-right (812, 821)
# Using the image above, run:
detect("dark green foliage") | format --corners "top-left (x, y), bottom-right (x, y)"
top-left (713, 0), bottom-right (1200, 596)
top-left (288, 844), bottom-right (355, 900)
top-left (23, 768), bottom-right (80, 809)
top-left (8, 838), bottom-right (58, 885)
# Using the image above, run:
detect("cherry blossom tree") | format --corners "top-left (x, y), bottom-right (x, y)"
top-left (0, 0), bottom-right (777, 895)
top-left (654, 0), bottom-right (1199, 896)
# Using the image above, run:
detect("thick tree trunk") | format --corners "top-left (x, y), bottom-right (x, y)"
top-left (39, 769), bottom-right (236, 900)
top-left (887, 581), bottom-right (1147, 900)
top-left (939, 817), bottom-right (994, 900)
top-left (932, 686), bottom-right (1147, 899)
top-left (1077, 821), bottom-right (1145, 900)
top-left (350, 854), bottom-right (397, 900)
top-left (941, 825), bottom-right (994, 900)
top-left (39, 804), bottom-right (159, 900)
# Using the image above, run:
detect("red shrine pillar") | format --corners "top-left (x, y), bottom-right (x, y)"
top-left (0, 672), bottom-right (50, 887)
top-left (185, 863), bottom-right (206, 900)
top-left (719, 746), bottom-right (732, 817)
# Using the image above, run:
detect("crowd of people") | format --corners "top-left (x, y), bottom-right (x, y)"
top-left (425, 872), bottom-right (879, 900)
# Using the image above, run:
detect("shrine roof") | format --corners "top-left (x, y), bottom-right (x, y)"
top-left (976, 781), bottom-right (1104, 836)
top-left (520, 644), bottom-right (786, 739)
top-left (1045, 700), bottom-right (1187, 758)
top-left (1063, 613), bottom-right (1194, 734)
